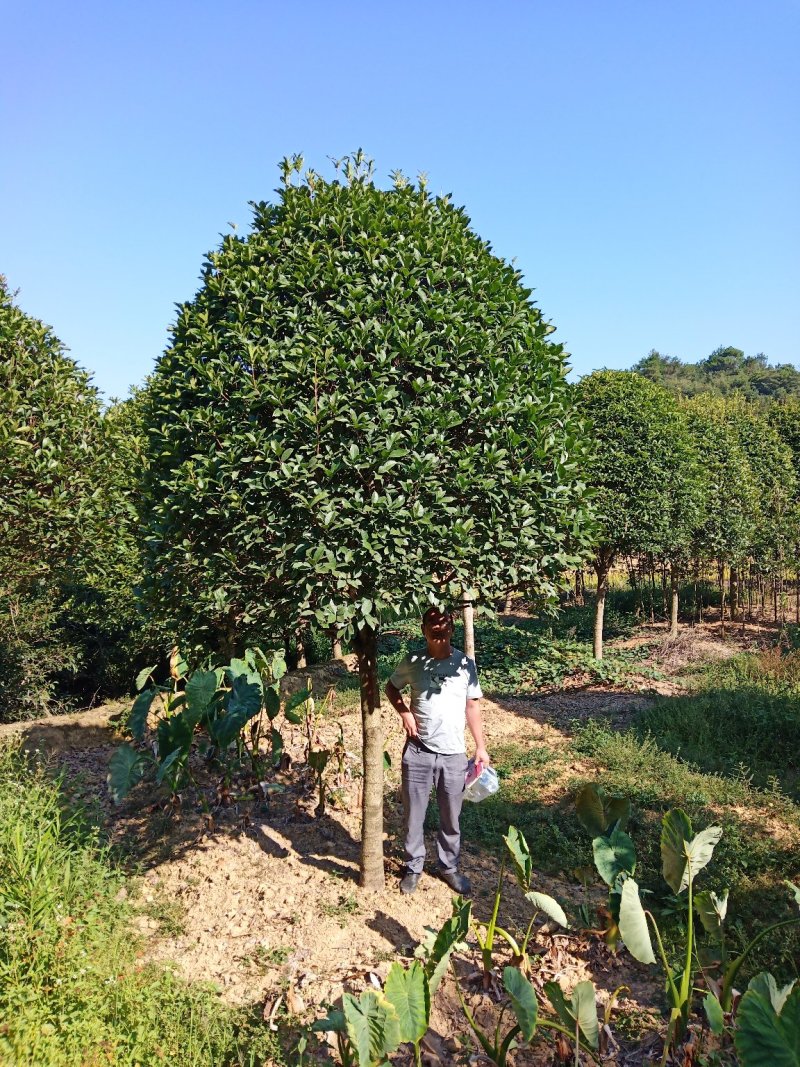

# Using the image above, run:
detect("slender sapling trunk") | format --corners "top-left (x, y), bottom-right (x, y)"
top-left (353, 623), bottom-right (385, 890)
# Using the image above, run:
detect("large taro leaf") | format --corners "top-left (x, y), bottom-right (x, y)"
top-left (575, 784), bottom-right (630, 837)
top-left (343, 989), bottom-right (401, 1067)
top-left (661, 809), bottom-right (693, 893)
top-left (749, 973), bottom-right (797, 1016)
top-left (425, 896), bottom-right (471, 995)
top-left (734, 985), bottom-right (800, 1067)
top-left (592, 827), bottom-right (636, 888)
top-left (695, 889), bottom-right (729, 938)
top-left (128, 687), bottom-right (157, 742)
top-left (107, 744), bottom-right (146, 803)
top-left (525, 891), bottom-right (569, 928)
top-left (683, 825), bottom-right (723, 889)
top-left (211, 676), bottom-right (263, 749)
top-left (504, 825), bottom-right (532, 890)
top-left (384, 961), bottom-right (429, 1044)
top-left (543, 980), bottom-right (599, 1050)
top-left (184, 670), bottom-right (219, 728)
top-left (156, 713), bottom-right (193, 762)
top-left (504, 967), bottom-right (538, 1041)
top-left (135, 664), bottom-right (156, 692)
top-left (618, 878), bottom-right (656, 964)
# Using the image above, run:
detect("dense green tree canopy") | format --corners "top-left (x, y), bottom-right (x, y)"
top-left (142, 155), bottom-right (593, 653)
top-left (0, 277), bottom-right (104, 595)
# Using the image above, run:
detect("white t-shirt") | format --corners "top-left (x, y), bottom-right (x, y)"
top-left (389, 646), bottom-right (483, 755)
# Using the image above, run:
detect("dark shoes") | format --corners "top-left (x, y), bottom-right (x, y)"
top-left (438, 869), bottom-right (472, 895)
top-left (400, 872), bottom-right (420, 894)
top-left (399, 870), bottom-right (472, 895)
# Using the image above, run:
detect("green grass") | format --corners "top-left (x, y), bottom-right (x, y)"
top-left (0, 745), bottom-right (284, 1067)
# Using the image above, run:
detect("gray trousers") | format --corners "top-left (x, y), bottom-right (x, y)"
top-left (401, 738), bottom-right (468, 875)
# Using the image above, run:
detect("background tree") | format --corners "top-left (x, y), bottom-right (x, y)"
top-left (683, 396), bottom-right (758, 625)
top-left (141, 152), bottom-right (594, 889)
top-left (0, 278), bottom-right (104, 718)
top-left (634, 346), bottom-right (800, 403)
top-left (575, 371), bottom-right (701, 657)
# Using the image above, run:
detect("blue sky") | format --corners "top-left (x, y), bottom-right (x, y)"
top-left (2, 0), bottom-right (798, 400)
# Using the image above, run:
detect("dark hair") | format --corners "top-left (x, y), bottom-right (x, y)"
top-left (422, 606), bottom-right (454, 628)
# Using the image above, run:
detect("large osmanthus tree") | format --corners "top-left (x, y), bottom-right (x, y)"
top-left (576, 371), bottom-right (702, 657)
top-left (141, 153), bottom-right (594, 889)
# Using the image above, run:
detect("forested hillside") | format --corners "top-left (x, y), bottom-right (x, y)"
top-left (633, 346), bottom-right (800, 402)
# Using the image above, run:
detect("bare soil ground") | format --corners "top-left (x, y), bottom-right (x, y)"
top-left (1, 619), bottom-right (785, 1064)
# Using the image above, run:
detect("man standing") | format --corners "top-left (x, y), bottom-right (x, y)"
top-left (385, 606), bottom-right (490, 895)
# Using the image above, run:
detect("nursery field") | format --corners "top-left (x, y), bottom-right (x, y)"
top-left (1, 602), bottom-right (798, 1066)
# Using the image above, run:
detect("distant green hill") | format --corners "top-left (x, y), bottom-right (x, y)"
top-left (632, 346), bottom-right (800, 402)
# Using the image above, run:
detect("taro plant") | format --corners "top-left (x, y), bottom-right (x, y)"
top-left (453, 967), bottom-right (599, 1066)
top-left (696, 880), bottom-right (800, 1013)
top-left (575, 783), bottom-right (635, 949)
top-left (473, 826), bottom-right (568, 986)
top-left (312, 897), bottom-right (470, 1066)
top-left (107, 647), bottom-right (309, 803)
top-left (617, 809), bottom-right (722, 1056)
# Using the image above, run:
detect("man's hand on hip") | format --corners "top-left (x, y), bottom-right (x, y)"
top-left (400, 711), bottom-right (419, 739)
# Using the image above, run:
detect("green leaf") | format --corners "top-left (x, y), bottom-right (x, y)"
top-left (128, 687), bottom-right (156, 742)
top-left (543, 980), bottom-right (598, 1048)
top-left (211, 676), bottom-right (263, 748)
top-left (592, 827), bottom-right (636, 888)
top-left (749, 973), bottom-right (797, 1015)
top-left (156, 713), bottom-right (193, 761)
top-left (734, 985), bottom-right (800, 1067)
top-left (285, 687), bottom-right (311, 715)
top-left (343, 989), bottom-right (401, 1066)
top-left (704, 992), bottom-right (725, 1035)
top-left (575, 783), bottom-right (606, 836)
top-left (618, 878), bottom-right (656, 964)
top-left (311, 1008), bottom-right (345, 1033)
top-left (786, 881), bottom-right (800, 909)
top-left (504, 825), bottom-right (532, 891)
top-left (135, 664), bottom-right (156, 691)
top-left (503, 967), bottom-right (538, 1041)
top-left (383, 750), bottom-right (391, 771)
top-left (156, 747), bottom-right (184, 785)
top-left (185, 670), bottom-right (218, 727)
top-left (683, 825), bottom-right (723, 888)
top-left (660, 809), bottom-right (693, 893)
top-left (107, 744), bottom-right (146, 803)
top-left (695, 889), bottom-right (729, 938)
top-left (571, 981), bottom-right (600, 1050)
top-left (264, 686), bottom-right (281, 720)
top-left (424, 896), bottom-right (471, 995)
top-left (525, 891), bottom-right (569, 928)
top-left (271, 651), bottom-right (287, 680)
top-left (384, 961), bottom-right (429, 1044)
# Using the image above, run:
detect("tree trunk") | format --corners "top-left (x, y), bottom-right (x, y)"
top-left (330, 628), bottom-right (343, 660)
top-left (462, 596), bottom-right (476, 661)
top-left (730, 566), bottom-right (739, 622)
top-left (296, 627), bottom-right (307, 670)
top-left (669, 564), bottom-right (679, 637)
top-left (593, 549), bottom-right (613, 661)
top-left (503, 589), bottom-right (514, 614)
top-left (353, 624), bottom-right (384, 891)
top-left (575, 570), bottom-right (585, 607)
